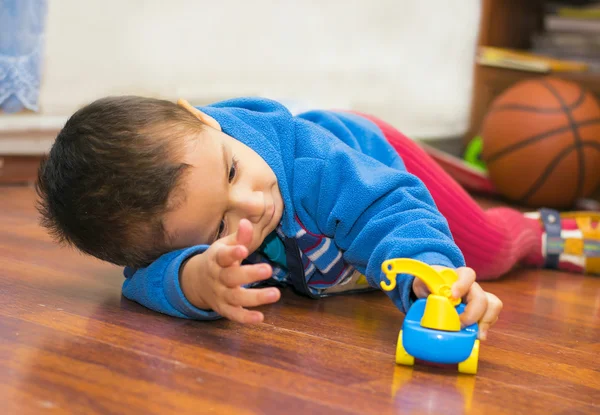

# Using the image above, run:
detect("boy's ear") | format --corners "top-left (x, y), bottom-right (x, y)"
top-left (177, 99), bottom-right (222, 131)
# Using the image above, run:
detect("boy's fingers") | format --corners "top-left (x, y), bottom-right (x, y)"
top-left (224, 286), bottom-right (281, 308)
top-left (478, 292), bottom-right (503, 340)
top-left (220, 219), bottom-right (254, 248)
top-left (220, 263), bottom-right (273, 288)
top-left (412, 278), bottom-right (430, 299)
top-left (235, 219), bottom-right (254, 247)
top-left (451, 267), bottom-right (476, 299)
top-left (459, 282), bottom-right (488, 327)
top-left (215, 244), bottom-right (249, 268)
top-left (220, 305), bottom-right (264, 324)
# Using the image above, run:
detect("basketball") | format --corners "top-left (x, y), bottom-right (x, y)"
top-left (480, 77), bottom-right (600, 208)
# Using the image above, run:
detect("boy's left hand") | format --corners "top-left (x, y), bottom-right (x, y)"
top-left (412, 266), bottom-right (502, 341)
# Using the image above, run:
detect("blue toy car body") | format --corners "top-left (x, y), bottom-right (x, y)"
top-left (402, 300), bottom-right (478, 364)
top-left (380, 258), bottom-right (482, 374)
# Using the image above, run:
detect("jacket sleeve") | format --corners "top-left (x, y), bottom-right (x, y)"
top-left (121, 245), bottom-right (221, 320)
top-left (292, 117), bottom-right (465, 314)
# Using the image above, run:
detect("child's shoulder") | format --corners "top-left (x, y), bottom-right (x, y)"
top-left (205, 96), bottom-right (293, 117)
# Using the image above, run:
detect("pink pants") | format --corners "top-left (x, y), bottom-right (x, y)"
top-left (362, 115), bottom-right (543, 280)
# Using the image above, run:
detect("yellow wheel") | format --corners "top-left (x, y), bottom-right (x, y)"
top-left (395, 330), bottom-right (415, 366)
top-left (458, 339), bottom-right (480, 374)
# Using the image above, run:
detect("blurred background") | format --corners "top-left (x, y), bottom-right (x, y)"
top-left (1, 0), bottom-right (600, 206)
top-left (0, 0), bottom-right (481, 154)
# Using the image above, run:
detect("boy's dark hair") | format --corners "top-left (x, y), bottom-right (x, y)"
top-left (36, 96), bottom-right (203, 268)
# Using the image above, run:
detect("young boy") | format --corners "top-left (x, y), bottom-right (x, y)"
top-left (36, 96), bottom-right (596, 337)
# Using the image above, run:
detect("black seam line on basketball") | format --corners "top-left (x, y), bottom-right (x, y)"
top-left (569, 84), bottom-right (587, 110)
top-left (489, 87), bottom-right (587, 114)
top-left (517, 144), bottom-right (576, 203)
top-left (488, 84), bottom-right (586, 114)
top-left (584, 141), bottom-right (600, 151)
top-left (540, 79), bottom-right (586, 199)
top-left (489, 105), bottom-right (567, 114)
top-left (484, 117), bottom-right (600, 164)
top-left (518, 141), bottom-right (600, 204)
top-left (570, 84), bottom-right (587, 110)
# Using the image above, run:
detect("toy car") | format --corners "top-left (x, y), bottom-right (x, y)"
top-left (380, 259), bottom-right (480, 374)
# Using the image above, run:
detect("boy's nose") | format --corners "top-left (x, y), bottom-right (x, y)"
top-left (231, 189), bottom-right (264, 223)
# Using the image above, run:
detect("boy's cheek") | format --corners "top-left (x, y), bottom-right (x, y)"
top-left (248, 239), bottom-right (262, 255)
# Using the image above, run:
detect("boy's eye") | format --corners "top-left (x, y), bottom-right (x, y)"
top-left (228, 157), bottom-right (238, 182)
top-left (217, 219), bottom-right (226, 238)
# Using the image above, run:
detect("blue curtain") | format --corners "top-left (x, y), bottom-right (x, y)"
top-left (0, 0), bottom-right (47, 113)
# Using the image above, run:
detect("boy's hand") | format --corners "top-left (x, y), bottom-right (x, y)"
top-left (181, 219), bottom-right (280, 324)
top-left (412, 266), bottom-right (502, 340)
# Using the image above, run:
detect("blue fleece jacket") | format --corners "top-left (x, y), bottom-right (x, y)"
top-left (122, 98), bottom-right (465, 319)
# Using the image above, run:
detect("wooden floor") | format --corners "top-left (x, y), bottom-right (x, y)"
top-left (1, 186), bottom-right (599, 415)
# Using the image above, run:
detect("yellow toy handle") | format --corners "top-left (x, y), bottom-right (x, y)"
top-left (380, 258), bottom-right (461, 306)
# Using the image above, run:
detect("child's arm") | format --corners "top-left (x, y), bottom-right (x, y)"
top-left (122, 245), bottom-right (221, 320)
top-left (293, 118), bottom-right (465, 314)
top-left (122, 220), bottom-right (278, 322)
top-left (296, 111), bottom-right (502, 339)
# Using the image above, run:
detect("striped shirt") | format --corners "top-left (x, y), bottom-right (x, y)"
top-left (248, 216), bottom-right (364, 295)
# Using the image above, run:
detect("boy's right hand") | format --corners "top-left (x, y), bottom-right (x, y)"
top-left (180, 219), bottom-right (281, 324)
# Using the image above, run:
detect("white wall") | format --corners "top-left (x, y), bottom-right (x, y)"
top-left (26, 0), bottom-right (480, 145)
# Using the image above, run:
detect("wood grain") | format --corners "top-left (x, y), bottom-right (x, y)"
top-left (1, 186), bottom-right (599, 414)
top-left (0, 156), bottom-right (43, 184)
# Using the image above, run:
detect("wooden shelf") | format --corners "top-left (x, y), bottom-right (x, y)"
top-left (465, 0), bottom-right (600, 143)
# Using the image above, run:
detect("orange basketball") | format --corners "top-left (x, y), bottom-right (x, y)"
top-left (481, 77), bottom-right (600, 208)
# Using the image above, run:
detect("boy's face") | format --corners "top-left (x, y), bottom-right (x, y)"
top-left (163, 119), bottom-right (284, 254)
